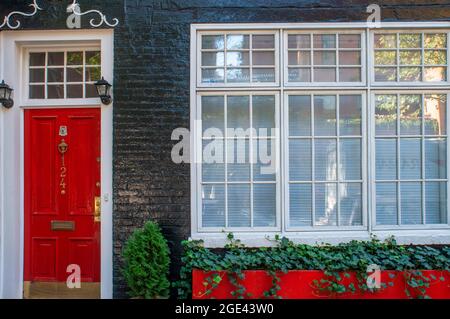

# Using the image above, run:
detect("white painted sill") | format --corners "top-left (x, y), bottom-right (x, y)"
top-left (191, 230), bottom-right (450, 248)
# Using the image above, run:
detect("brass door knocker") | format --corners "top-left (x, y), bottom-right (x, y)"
top-left (58, 139), bottom-right (68, 195)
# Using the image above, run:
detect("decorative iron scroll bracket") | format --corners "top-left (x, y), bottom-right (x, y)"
top-left (0, 0), bottom-right (43, 30)
top-left (0, 0), bottom-right (119, 30)
top-left (68, 0), bottom-right (119, 28)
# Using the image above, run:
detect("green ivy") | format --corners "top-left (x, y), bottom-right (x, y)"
top-left (173, 235), bottom-right (450, 299)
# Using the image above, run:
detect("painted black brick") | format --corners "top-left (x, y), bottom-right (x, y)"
top-left (1, 0), bottom-right (450, 299)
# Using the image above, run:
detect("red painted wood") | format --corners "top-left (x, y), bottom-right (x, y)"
top-left (192, 269), bottom-right (450, 299)
top-left (25, 108), bottom-right (101, 283)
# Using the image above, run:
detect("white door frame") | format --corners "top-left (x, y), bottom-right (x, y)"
top-left (0, 29), bottom-right (114, 299)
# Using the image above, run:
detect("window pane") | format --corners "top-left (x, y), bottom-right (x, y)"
top-left (376, 183), bottom-right (398, 225)
top-left (202, 184), bottom-right (225, 227)
top-left (314, 95), bottom-right (336, 136)
top-left (425, 138), bottom-right (447, 179)
top-left (314, 68), bottom-right (336, 82)
top-left (424, 94), bottom-right (446, 135)
top-left (202, 68), bottom-right (224, 83)
top-left (288, 51), bottom-right (310, 65)
top-left (425, 182), bottom-right (447, 224)
top-left (226, 68), bottom-right (250, 82)
top-left (67, 52), bottom-right (83, 65)
top-left (400, 182), bottom-right (422, 224)
top-left (399, 67), bottom-right (421, 82)
top-left (399, 51), bottom-right (421, 65)
top-left (253, 52), bottom-right (274, 65)
top-left (315, 183), bottom-right (337, 226)
top-left (424, 50), bottom-right (446, 65)
top-left (339, 139), bottom-right (361, 180)
top-left (202, 140), bottom-right (224, 182)
top-left (339, 95), bottom-right (361, 135)
top-left (339, 67), bottom-right (361, 82)
top-left (47, 85), bottom-right (64, 99)
top-left (227, 95), bottom-right (249, 133)
top-left (339, 183), bottom-right (362, 226)
top-left (375, 51), bottom-right (397, 65)
top-left (228, 184), bottom-right (251, 227)
top-left (202, 35), bottom-right (224, 50)
top-left (29, 69), bottom-right (44, 83)
top-left (85, 67), bottom-right (101, 82)
top-left (399, 34), bottom-right (421, 48)
top-left (399, 33), bottom-right (422, 49)
top-left (289, 139), bottom-right (312, 181)
top-left (376, 139), bottom-right (397, 180)
top-left (400, 94), bottom-right (421, 135)
top-left (289, 184), bottom-right (312, 226)
top-left (314, 51), bottom-right (336, 65)
top-left (375, 95), bottom-right (397, 135)
top-left (202, 96), bottom-right (224, 134)
top-left (29, 53), bottom-right (45, 66)
top-left (339, 51), bottom-right (361, 65)
top-left (85, 84), bottom-right (97, 98)
top-left (226, 52), bottom-right (249, 67)
top-left (288, 68), bottom-right (311, 82)
top-left (47, 68), bottom-right (64, 82)
top-left (400, 138), bottom-right (421, 179)
top-left (253, 184), bottom-right (276, 227)
top-left (339, 34), bottom-right (361, 48)
top-left (313, 34), bottom-right (336, 48)
top-left (424, 67), bottom-right (446, 82)
top-left (29, 85), bottom-right (45, 99)
top-left (85, 51), bottom-right (101, 65)
top-left (252, 95), bottom-right (275, 136)
top-left (66, 84), bottom-right (83, 98)
top-left (202, 52), bottom-right (225, 66)
top-left (424, 34), bottom-right (447, 49)
top-left (315, 139), bottom-right (337, 181)
top-left (227, 139), bottom-right (250, 181)
top-left (252, 68), bottom-right (275, 82)
top-left (253, 139), bottom-right (276, 181)
top-left (375, 34), bottom-right (397, 48)
top-left (67, 67), bottom-right (83, 82)
top-left (375, 67), bottom-right (397, 81)
top-left (226, 35), bottom-right (249, 50)
top-left (252, 35), bottom-right (275, 49)
top-left (289, 95), bottom-right (311, 136)
top-left (48, 52), bottom-right (64, 66)
top-left (288, 35), bottom-right (311, 49)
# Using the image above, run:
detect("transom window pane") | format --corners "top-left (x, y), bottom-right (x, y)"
top-left (288, 94), bottom-right (363, 227)
top-left (287, 32), bottom-right (363, 83)
top-left (375, 94), bottom-right (448, 225)
top-left (374, 33), bottom-right (448, 83)
top-left (201, 94), bottom-right (278, 229)
top-left (28, 50), bottom-right (101, 99)
top-left (200, 33), bottom-right (277, 84)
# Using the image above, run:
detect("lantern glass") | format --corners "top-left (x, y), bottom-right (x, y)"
top-left (0, 87), bottom-right (6, 100)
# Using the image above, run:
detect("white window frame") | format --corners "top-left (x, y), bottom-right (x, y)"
top-left (190, 22), bottom-right (450, 247)
top-left (21, 43), bottom-right (103, 107)
top-left (370, 29), bottom-right (450, 87)
top-left (283, 30), bottom-right (367, 87)
top-left (283, 90), bottom-right (368, 232)
top-left (196, 30), bottom-right (280, 88)
top-left (369, 90), bottom-right (450, 231)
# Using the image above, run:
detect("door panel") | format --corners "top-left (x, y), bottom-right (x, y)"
top-left (25, 108), bottom-right (101, 291)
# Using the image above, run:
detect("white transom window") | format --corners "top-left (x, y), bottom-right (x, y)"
top-left (191, 24), bottom-right (450, 242)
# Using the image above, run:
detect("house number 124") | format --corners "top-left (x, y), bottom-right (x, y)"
top-left (58, 139), bottom-right (68, 195)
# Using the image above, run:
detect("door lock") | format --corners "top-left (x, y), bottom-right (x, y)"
top-left (94, 196), bottom-right (101, 222)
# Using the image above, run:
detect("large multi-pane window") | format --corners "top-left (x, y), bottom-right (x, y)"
top-left (193, 27), bottom-right (449, 236)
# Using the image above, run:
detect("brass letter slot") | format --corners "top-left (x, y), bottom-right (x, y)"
top-left (51, 221), bottom-right (75, 231)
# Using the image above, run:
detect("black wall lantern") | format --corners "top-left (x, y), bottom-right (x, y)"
top-left (0, 80), bottom-right (14, 109)
top-left (94, 77), bottom-right (112, 105)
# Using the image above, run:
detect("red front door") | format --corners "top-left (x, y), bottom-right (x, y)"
top-left (24, 108), bottom-right (101, 288)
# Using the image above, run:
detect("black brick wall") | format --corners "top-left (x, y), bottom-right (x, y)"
top-left (1, 0), bottom-right (449, 299)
